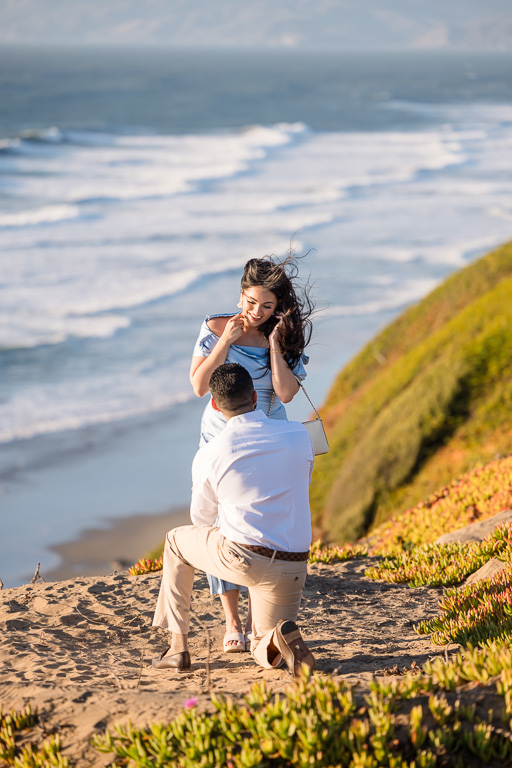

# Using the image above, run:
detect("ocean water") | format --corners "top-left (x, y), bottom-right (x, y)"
top-left (1, 47), bottom-right (512, 586)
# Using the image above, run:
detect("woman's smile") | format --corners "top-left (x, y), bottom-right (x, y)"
top-left (241, 286), bottom-right (278, 326)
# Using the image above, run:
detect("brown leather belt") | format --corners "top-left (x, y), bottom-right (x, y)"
top-left (240, 544), bottom-right (309, 561)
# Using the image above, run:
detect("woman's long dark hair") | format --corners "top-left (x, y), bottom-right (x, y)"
top-left (241, 253), bottom-right (314, 372)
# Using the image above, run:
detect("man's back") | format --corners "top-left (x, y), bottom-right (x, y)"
top-left (191, 410), bottom-right (314, 552)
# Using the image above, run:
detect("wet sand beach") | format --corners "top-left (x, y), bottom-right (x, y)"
top-left (44, 507), bottom-right (190, 581)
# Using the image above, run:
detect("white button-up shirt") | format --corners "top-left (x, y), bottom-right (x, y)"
top-left (190, 409), bottom-right (314, 552)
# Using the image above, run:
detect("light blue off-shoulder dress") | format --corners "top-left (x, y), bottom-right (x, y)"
top-left (192, 313), bottom-right (308, 594)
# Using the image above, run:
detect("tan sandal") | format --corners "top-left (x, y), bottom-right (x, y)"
top-left (223, 631), bottom-right (245, 653)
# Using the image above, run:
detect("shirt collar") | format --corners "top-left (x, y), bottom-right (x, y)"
top-left (225, 408), bottom-right (268, 429)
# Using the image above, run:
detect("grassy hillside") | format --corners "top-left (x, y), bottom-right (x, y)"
top-left (311, 240), bottom-right (512, 543)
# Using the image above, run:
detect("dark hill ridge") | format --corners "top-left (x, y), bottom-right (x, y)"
top-left (311, 240), bottom-right (512, 543)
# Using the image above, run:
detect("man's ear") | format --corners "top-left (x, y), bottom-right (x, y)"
top-left (252, 390), bottom-right (257, 408)
top-left (211, 397), bottom-right (221, 413)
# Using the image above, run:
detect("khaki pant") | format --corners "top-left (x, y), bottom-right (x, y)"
top-left (153, 525), bottom-right (307, 669)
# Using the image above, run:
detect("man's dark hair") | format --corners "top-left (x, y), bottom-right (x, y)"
top-left (209, 363), bottom-right (254, 412)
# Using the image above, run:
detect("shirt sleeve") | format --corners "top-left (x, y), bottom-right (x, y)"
top-left (292, 352), bottom-right (309, 381)
top-left (190, 449), bottom-right (219, 526)
top-left (191, 318), bottom-right (218, 358)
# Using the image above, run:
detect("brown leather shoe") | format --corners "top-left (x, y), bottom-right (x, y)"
top-left (152, 647), bottom-right (191, 671)
top-left (274, 620), bottom-right (316, 678)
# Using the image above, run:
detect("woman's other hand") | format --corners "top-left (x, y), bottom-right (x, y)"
top-left (269, 313), bottom-right (284, 350)
top-left (268, 311), bottom-right (300, 403)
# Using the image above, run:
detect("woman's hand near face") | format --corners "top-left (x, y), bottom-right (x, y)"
top-left (190, 313), bottom-right (244, 397)
top-left (220, 312), bottom-right (245, 345)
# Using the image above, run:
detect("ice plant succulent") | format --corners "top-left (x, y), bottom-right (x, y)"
top-left (369, 455), bottom-right (512, 555)
top-left (92, 664), bottom-right (512, 767)
top-left (9, 642), bottom-right (512, 766)
top-left (416, 563), bottom-right (512, 646)
top-left (308, 539), bottom-right (368, 564)
top-left (128, 556), bottom-right (163, 575)
top-left (366, 522), bottom-right (512, 588)
top-left (0, 705), bottom-right (68, 767)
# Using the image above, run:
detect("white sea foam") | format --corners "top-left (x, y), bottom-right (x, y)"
top-left (0, 123), bottom-right (307, 208)
top-left (489, 206), bottom-right (512, 221)
top-left (55, 268), bottom-right (201, 315)
top-left (0, 267), bottom-right (199, 349)
top-left (0, 204), bottom-right (82, 228)
top-left (0, 372), bottom-right (194, 444)
top-left (1, 108), bottom-right (512, 446)
top-left (323, 278), bottom-right (440, 317)
top-left (0, 313), bottom-right (131, 350)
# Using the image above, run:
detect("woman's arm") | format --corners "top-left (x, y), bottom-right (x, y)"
top-left (268, 318), bottom-right (301, 403)
top-left (189, 313), bottom-right (245, 397)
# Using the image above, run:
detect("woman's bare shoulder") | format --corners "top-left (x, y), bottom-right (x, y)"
top-left (205, 314), bottom-right (233, 337)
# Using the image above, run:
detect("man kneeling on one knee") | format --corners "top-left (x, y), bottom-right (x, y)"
top-left (152, 361), bottom-right (316, 676)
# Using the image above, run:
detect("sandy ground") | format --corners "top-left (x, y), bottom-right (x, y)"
top-left (0, 556), bottom-right (457, 767)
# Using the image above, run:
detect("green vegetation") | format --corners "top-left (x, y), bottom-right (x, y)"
top-left (417, 566), bottom-right (512, 647)
top-left (10, 637), bottom-right (512, 767)
top-left (368, 455), bottom-right (512, 554)
top-left (0, 705), bottom-right (68, 767)
top-left (311, 240), bottom-right (512, 542)
top-left (128, 555), bottom-right (163, 576)
top-left (308, 539), bottom-right (368, 563)
top-left (366, 522), bottom-right (512, 588)
top-left (92, 663), bottom-right (512, 767)
top-left (367, 540), bottom-right (490, 588)
top-left (361, 460), bottom-right (512, 650)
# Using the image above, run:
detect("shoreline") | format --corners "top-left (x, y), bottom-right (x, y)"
top-left (42, 506), bottom-right (191, 583)
top-left (1, 396), bottom-right (205, 588)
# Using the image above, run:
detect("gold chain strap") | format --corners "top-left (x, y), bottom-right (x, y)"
top-left (267, 378), bottom-right (320, 418)
top-left (296, 378), bottom-right (321, 419)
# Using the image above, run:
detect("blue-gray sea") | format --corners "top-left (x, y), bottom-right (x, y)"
top-left (1, 47), bottom-right (512, 586)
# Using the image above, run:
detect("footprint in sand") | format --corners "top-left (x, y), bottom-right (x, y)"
top-left (5, 619), bottom-right (31, 631)
top-left (59, 613), bottom-right (87, 627)
top-left (87, 582), bottom-right (113, 594)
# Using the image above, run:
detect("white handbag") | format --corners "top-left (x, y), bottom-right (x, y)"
top-left (268, 379), bottom-right (329, 456)
top-left (302, 416), bottom-right (329, 456)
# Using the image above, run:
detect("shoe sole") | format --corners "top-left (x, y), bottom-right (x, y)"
top-left (275, 620), bottom-right (316, 677)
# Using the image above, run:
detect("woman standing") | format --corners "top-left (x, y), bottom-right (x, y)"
top-left (190, 255), bottom-right (313, 651)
